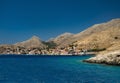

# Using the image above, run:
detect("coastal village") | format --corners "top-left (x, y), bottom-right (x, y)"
top-left (0, 44), bottom-right (87, 55)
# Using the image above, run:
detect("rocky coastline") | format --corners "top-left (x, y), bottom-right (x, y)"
top-left (83, 50), bottom-right (120, 65)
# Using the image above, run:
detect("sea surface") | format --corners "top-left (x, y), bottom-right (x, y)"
top-left (0, 55), bottom-right (120, 83)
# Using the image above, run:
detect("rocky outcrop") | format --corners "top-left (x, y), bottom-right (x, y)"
top-left (83, 50), bottom-right (120, 65)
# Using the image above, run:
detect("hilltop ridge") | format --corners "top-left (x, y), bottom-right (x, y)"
top-left (48, 32), bottom-right (74, 46)
top-left (15, 36), bottom-right (46, 49)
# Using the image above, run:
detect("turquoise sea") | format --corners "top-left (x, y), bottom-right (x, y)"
top-left (0, 55), bottom-right (120, 83)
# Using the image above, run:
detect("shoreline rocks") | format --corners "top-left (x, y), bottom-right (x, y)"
top-left (83, 50), bottom-right (120, 65)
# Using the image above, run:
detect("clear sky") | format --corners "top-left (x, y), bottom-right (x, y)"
top-left (0, 0), bottom-right (120, 44)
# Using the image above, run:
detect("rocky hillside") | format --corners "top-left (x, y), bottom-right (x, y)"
top-left (48, 32), bottom-right (74, 47)
top-left (74, 18), bottom-right (120, 39)
top-left (76, 18), bottom-right (120, 65)
top-left (15, 36), bottom-right (46, 49)
top-left (52, 19), bottom-right (120, 48)
top-left (73, 19), bottom-right (120, 51)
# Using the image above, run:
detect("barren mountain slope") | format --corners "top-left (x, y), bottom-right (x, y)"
top-left (58, 18), bottom-right (120, 48)
top-left (15, 36), bottom-right (46, 49)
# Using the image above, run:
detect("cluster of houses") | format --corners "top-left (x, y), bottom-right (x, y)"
top-left (0, 45), bottom-right (87, 55)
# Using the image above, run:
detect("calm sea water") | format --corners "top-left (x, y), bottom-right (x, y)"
top-left (0, 55), bottom-right (120, 83)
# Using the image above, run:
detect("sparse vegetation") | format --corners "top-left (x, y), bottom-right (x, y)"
top-left (87, 48), bottom-right (106, 52)
top-left (114, 36), bottom-right (118, 39)
top-left (43, 41), bottom-right (57, 49)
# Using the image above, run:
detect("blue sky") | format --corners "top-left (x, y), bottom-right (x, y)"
top-left (0, 0), bottom-right (120, 44)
